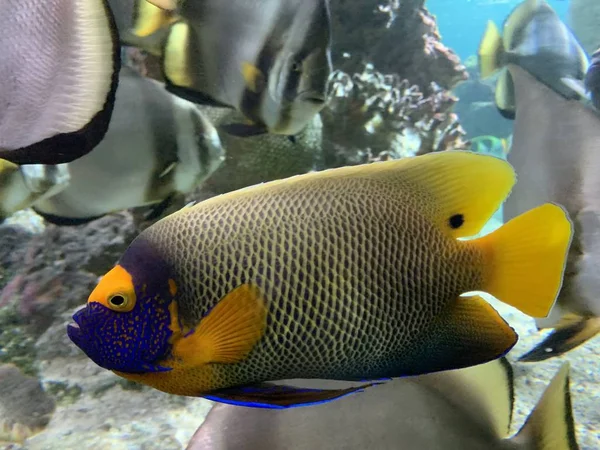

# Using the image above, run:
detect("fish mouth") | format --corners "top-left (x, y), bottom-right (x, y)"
top-left (67, 308), bottom-right (86, 345)
top-left (301, 95), bottom-right (326, 105)
top-left (297, 91), bottom-right (327, 105)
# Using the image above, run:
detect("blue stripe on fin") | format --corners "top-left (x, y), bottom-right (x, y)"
top-left (203, 381), bottom-right (385, 409)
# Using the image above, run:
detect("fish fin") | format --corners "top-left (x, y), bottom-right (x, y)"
top-left (132, 0), bottom-right (177, 37)
top-left (495, 69), bottom-right (516, 120)
top-left (443, 358), bottom-right (514, 438)
top-left (508, 363), bottom-right (579, 450)
top-left (472, 203), bottom-right (572, 318)
top-left (143, 193), bottom-right (176, 222)
top-left (219, 123), bottom-right (269, 138)
top-left (203, 381), bottom-right (381, 409)
top-left (519, 316), bottom-right (600, 362)
top-left (161, 21), bottom-right (232, 107)
top-left (162, 21), bottom-right (194, 88)
top-left (390, 150), bottom-right (515, 239)
top-left (172, 284), bottom-right (267, 365)
top-left (502, 0), bottom-right (538, 49)
top-left (560, 77), bottom-right (589, 100)
top-left (241, 62), bottom-right (266, 94)
top-left (166, 84), bottom-right (233, 108)
top-left (145, 0), bottom-right (177, 11)
top-left (287, 135), bottom-right (297, 144)
top-left (32, 208), bottom-right (105, 226)
top-left (478, 21), bottom-right (504, 79)
top-left (0, 0), bottom-right (120, 165)
top-left (401, 295), bottom-right (517, 376)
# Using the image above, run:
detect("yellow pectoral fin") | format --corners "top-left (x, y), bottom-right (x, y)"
top-left (172, 284), bottom-right (268, 367)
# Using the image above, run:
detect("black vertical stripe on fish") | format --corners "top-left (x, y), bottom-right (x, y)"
top-left (238, 34), bottom-right (282, 130)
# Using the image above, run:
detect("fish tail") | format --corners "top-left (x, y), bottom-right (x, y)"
top-left (478, 21), bottom-right (504, 78)
top-left (472, 203), bottom-right (572, 318)
top-left (507, 363), bottom-right (579, 450)
top-left (519, 315), bottom-right (600, 362)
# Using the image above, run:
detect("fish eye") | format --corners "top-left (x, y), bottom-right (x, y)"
top-left (107, 293), bottom-right (132, 311)
top-left (448, 214), bottom-right (465, 229)
top-left (291, 61), bottom-right (302, 73)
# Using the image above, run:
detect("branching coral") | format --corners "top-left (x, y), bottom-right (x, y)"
top-left (321, 64), bottom-right (468, 167)
top-left (329, 0), bottom-right (468, 93)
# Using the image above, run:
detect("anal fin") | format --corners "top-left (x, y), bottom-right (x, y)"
top-left (508, 363), bottom-right (579, 450)
top-left (519, 316), bottom-right (600, 362)
top-left (204, 381), bottom-right (382, 409)
top-left (400, 295), bottom-right (517, 376)
top-left (219, 123), bottom-right (268, 138)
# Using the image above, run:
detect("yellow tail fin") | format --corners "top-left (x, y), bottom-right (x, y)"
top-left (473, 203), bottom-right (572, 318)
top-left (508, 363), bottom-right (579, 450)
top-left (478, 21), bottom-right (504, 79)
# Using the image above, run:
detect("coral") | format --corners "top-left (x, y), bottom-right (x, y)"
top-left (0, 304), bottom-right (37, 377)
top-left (0, 364), bottom-right (55, 444)
top-left (44, 382), bottom-right (82, 406)
top-left (329, 0), bottom-right (468, 93)
top-left (569, 0), bottom-right (600, 55)
top-left (318, 0), bottom-right (470, 166)
top-left (0, 225), bottom-right (33, 292)
top-left (321, 64), bottom-right (468, 167)
top-left (0, 212), bottom-right (137, 335)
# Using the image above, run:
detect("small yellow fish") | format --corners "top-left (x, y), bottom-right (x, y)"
top-left (68, 151), bottom-right (572, 409)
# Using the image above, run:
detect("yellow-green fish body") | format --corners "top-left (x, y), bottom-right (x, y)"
top-left (68, 151), bottom-right (572, 408)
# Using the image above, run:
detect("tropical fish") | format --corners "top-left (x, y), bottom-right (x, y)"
top-left (194, 105), bottom-right (324, 199)
top-left (469, 135), bottom-right (510, 158)
top-left (107, 0), bottom-right (178, 57)
top-left (0, 67), bottom-right (224, 226)
top-left (477, 0), bottom-right (589, 119)
top-left (0, 0), bottom-right (120, 165)
top-left (67, 151), bottom-right (572, 409)
top-left (584, 47), bottom-right (600, 110)
top-left (144, 0), bottom-right (332, 139)
top-left (186, 360), bottom-right (579, 450)
top-left (503, 63), bottom-right (600, 361)
top-left (0, 162), bottom-right (70, 223)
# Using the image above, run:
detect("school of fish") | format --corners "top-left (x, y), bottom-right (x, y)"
top-left (0, 0), bottom-right (598, 448)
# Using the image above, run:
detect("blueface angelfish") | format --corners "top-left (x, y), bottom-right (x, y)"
top-left (67, 151), bottom-right (573, 409)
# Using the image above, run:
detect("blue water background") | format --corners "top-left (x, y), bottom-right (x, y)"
top-left (428, 0), bottom-right (570, 61)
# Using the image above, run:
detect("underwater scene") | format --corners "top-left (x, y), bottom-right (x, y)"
top-left (0, 0), bottom-right (598, 448)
